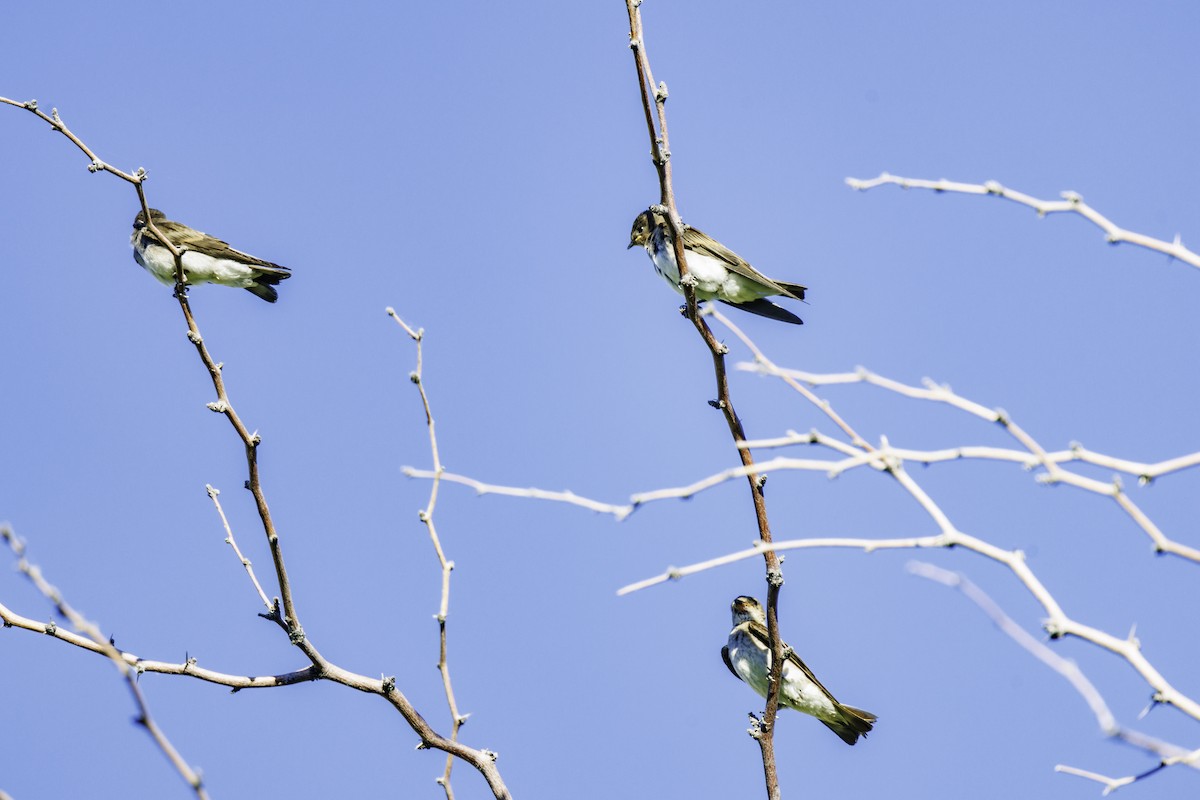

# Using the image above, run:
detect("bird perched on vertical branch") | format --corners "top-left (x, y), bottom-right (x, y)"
top-left (722, 596), bottom-right (876, 745)
top-left (628, 209), bottom-right (806, 324)
top-left (131, 208), bottom-right (291, 302)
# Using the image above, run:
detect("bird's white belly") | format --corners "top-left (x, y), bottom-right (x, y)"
top-left (778, 661), bottom-right (838, 717)
top-left (730, 643), bottom-right (838, 718)
top-left (649, 247), bottom-right (762, 303)
top-left (136, 244), bottom-right (257, 289)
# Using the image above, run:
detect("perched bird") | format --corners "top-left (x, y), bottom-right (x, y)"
top-left (628, 209), bottom-right (807, 324)
top-left (722, 596), bottom-right (876, 745)
top-left (131, 209), bottom-right (291, 302)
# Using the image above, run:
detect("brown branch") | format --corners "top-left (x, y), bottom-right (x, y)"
top-left (624, 4), bottom-right (783, 797)
top-left (1, 100), bottom-right (512, 799)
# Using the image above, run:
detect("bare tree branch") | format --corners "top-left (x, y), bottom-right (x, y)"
top-left (388, 308), bottom-right (472, 800)
top-left (846, 172), bottom-right (1200, 270)
top-left (0, 99), bottom-right (513, 800)
top-left (1, 525), bottom-right (209, 798)
top-left (624, 3), bottom-right (785, 796)
top-left (909, 561), bottom-right (1200, 792)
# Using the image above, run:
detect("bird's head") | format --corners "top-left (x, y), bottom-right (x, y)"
top-left (627, 211), bottom-right (652, 249)
top-left (730, 595), bottom-right (766, 626)
top-left (628, 209), bottom-right (669, 249)
top-left (133, 208), bottom-right (166, 231)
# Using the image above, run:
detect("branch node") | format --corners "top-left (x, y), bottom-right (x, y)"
top-left (87, 158), bottom-right (106, 173)
top-left (766, 569), bottom-right (784, 589)
top-left (409, 371), bottom-right (421, 384)
top-left (205, 400), bottom-right (228, 413)
top-left (707, 399), bottom-right (726, 410)
top-left (187, 330), bottom-right (202, 345)
top-left (381, 675), bottom-right (396, 693)
top-left (288, 626), bottom-right (307, 645)
top-left (655, 81), bottom-right (669, 103)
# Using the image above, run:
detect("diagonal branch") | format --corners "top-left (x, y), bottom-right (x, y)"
top-left (846, 172), bottom-right (1200, 270)
top-left (0, 99), bottom-right (512, 800)
top-left (1, 525), bottom-right (209, 798)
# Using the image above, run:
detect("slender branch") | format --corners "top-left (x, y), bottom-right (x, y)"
top-left (0, 100), bottom-right (512, 799)
top-left (0, 545), bottom-right (511, 797)
top-left (402, 467), bottom-right (634, 520)
top-left (207, 485), bottom-right (272, 610)
top-left (734, 358), bottom-right (1200, 563)
top-left (846, 172), bottom-right (1200, 271)
top-left (625, 3), bottom-right (783, 796)
top-left (1, 525), bottom-right (209, 798)
top-left (1, 97), bottom-right (146, 184)
top-left (909, 561), bottom-right (1200, 791)
top-left (388, 308), bottom-right (471, 799)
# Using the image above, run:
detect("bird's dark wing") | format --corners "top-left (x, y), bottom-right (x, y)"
top-left (743, 619), bottom-right (840, 703)
top-left (721, 645), bottom-right (740, 679)
top-left (718, 298), bottom-right (803, 325)
top-left (153, 218), bottom-right (291, 277)
top-left (682, 226), bottom-right (804, 301)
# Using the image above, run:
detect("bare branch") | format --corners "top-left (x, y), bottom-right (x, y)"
top-left (1, 525), bottom-right (209, 798)
top-left (389, 308), bottom-right (474, 799)
top-left (207, 485), bottom-right (272, 610)
top-left (845, 172), bottom-right (1200, 270)
top-left (624, 3), bottom-right (784, 796)
top-left (402, 467), bottom-right (634, 520)
top-left (909, 562), bottom-right (1199, 773)
top-left (0, 101), bottom-right (513, 799)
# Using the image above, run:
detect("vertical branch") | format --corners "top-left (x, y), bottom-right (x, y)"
top-left (624, 3), bottom-right (785, 797)
top-left (388, 309), bottom-right (467, 799)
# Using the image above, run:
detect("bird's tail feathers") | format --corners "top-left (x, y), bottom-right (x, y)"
top-left (245, 282), bottom-right (280, 303)
top-left (822, 704), bottom-right (877, 746)
top-left (719, 298), bottom-right (803, 325)
top-left (244, 265), bottom-right (290, 302)
top-left (775, 281), bottom-right (807, 301)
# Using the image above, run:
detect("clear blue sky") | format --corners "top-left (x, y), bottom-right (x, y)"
top-left (3, 2), bottom-right (1198, 798)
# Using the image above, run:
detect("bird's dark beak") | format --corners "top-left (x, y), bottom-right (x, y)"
top-left (627, 241), bottom-right (635, 250)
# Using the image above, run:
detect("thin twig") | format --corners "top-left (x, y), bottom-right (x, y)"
top-left (206, 485), bottom-right (272, 609)
top-left (845, 172), bottom-right (1200, 271)
top-left (388, 308), bottom-right (470, 799)
top-left (1, 526), bottom-right (210, 798)
top-left (401, 468), bottom-right (634, 520)
top-left (734, 360), bottom-right (1200, 563)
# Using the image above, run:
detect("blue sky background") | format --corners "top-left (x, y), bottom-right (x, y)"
top-left (3, 2), bottom-right (1199, 798)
